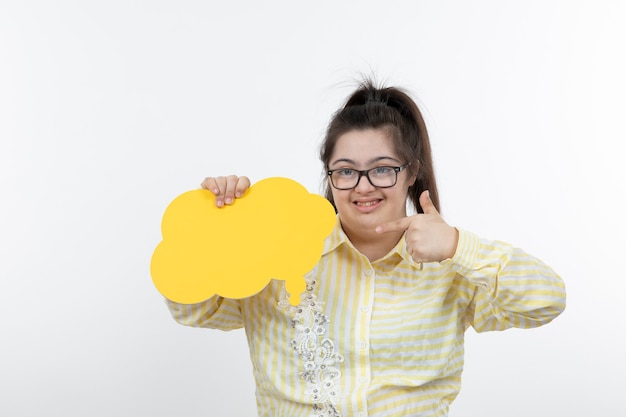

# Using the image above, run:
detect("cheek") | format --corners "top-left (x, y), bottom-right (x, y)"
top-left (388, 188), bottom-right (411, 208)
top-left (400, 173), bottom-right (416, 190)
top-left (330, 188), bottom-right (346, 205)
top-left (330, 186), bottom-right (341, 205)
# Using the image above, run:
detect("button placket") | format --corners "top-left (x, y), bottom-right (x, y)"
top-left (358, 266), bottom-right (374, 406)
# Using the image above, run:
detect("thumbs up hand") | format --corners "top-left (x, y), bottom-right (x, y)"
top-left (376, 190), bottom-right (459, 264)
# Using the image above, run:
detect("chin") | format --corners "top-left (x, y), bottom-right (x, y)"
top-left (341, 213), bottom-right (384, 234)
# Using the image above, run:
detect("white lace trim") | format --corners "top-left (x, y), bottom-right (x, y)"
top-left (278, 278), bottom-right (344, 417)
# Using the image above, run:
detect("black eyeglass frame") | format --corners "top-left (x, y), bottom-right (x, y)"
top-left (326, 163), bottom-right (410, 190)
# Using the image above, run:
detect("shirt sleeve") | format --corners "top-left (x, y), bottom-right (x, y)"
top-left (165, 295), bottom-right (244, 331)
top-left (448, 228), bottom-right (566, 332)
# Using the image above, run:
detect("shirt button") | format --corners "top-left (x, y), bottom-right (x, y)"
top-left (361, 305), bottom-right (369, 312)
top-left (364, 269), bottom-right (373, 276)
top-left (359, 376), bottom-right (368, 384)
top-left (359, 341), bottom-right (367, 349)
top-left (358, 412), bottom-right (366, 417)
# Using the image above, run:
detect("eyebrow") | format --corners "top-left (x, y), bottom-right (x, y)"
top-left (329, 156), bottom-right (402, 168)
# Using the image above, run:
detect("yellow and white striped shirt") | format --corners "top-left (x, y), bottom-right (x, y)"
top-left (166, 221), bottom-right (566, 417)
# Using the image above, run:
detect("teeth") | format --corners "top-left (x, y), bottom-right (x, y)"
top-left (357, 201), bottom-right (377, 207)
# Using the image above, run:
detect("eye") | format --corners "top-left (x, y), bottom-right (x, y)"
top-left (335, 168), bottom-right (356, 177)
top-left (372, 166), bottom-right (393, 175)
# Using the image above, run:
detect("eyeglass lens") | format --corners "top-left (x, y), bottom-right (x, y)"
top-left (331, 167), bottom-right (398, 189)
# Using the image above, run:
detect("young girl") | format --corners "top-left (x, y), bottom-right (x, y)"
top-left (165, 80), bottom-right (566, 417)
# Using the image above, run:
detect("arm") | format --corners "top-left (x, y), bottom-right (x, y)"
top-left (377, 190), bottom-right (565, 331)
top-left (166, 295), bottom-right (245, 330)
top-left (165, 175), bottom-right (252, 330)
top-left (450, 228), bottom-right (566, 332)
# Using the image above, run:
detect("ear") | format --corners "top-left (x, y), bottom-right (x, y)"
top-left (408, 163), bottom-right (419, 186)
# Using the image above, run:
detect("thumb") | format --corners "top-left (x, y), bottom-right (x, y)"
top-left (420, 190), bottom-right (439, 215)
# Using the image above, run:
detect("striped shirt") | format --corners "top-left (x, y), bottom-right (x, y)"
top-left (166, 220), bottom-right (566, 416)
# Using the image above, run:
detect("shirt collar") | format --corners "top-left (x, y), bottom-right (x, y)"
top-left (321, 215), bottom-right (349, 256)
top-left (321, 216), bottom-right (414, 265)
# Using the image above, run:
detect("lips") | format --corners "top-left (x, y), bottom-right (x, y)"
top-left (355, 200), bottom-right (379, 207)
top-left (354, 199), bottom-right (382, 209)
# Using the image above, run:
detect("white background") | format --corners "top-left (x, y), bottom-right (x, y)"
top-left (1, 1), bottom-right (624, 416)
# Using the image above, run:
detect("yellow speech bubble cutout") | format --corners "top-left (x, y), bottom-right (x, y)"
top-left (150, 177), bottom-right (337, 306)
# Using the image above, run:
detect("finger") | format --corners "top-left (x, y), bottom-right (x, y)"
top-left (234, 176), bottom-right (251, 198)
top-left (376, 216), bottom-right (413, 233)
top-left (200, 176), bottom-right (249, 208)
top-left (213, 176), bottom-right (228, 207)
top-left (222, 175), bottom-right (240, 205)
top-left (420, 190), bottom-right (439, 215)
top-left (200, 177), bottom-right (220, 194)
top-left (201, 177), bottom-right (227, 207)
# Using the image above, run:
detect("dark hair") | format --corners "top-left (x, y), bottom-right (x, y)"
top-left (319, 79), bottom-right (440, 214)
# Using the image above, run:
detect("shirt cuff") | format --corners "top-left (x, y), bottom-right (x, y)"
top-left (448, 228), bottom-right (479, 272)
top-left (445, 228), bottom-right (497, 291)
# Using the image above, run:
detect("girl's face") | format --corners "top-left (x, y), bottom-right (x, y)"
top-left (328, 128), bottom-right (415, 240)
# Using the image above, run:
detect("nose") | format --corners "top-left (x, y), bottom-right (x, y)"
top-left (354, 172), bottom-right (376, 192)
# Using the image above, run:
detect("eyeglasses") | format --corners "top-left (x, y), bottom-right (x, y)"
top-left (327, 163), bottom-right (409, 190)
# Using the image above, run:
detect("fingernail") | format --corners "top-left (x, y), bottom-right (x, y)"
top-left (235, 192), bottom-right (241, 198)
top-left (217, 199), bottom-right (224, 207)
top-left (225, 197), bottom-right (233, 204)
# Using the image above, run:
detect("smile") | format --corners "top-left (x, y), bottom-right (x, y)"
top-left (355, 199), bottom-right (381, 207)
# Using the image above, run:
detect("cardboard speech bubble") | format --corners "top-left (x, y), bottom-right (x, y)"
top-left (150, 177), bottom-right (337, 306)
